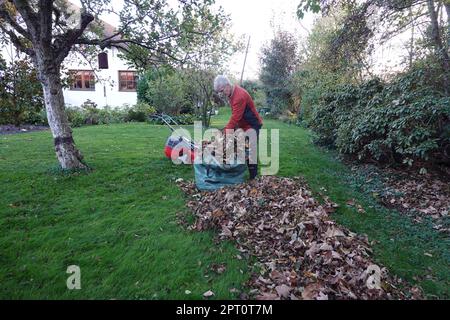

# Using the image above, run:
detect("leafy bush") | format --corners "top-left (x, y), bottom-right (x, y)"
top-left (139, 68), bottom-right (190, 115)
top-left (80, 99), bottom-right (100, 125)
top-left (127, 102), bottom-right (156, 122)
top-left (241, 80), bottom-right (261, 100)
top-left (0, 57), bottom-right (44, 126)
top-left (278, 111), bottom-right (299, 125)
top-left (175, 114), bottom-right (196, 125)
top-left (309, 69), bottom-right (450, 165)
top-left (148, 113), bottom-right (197, 125)
top-left (63, 102), bottom-right (156, 127)
top-left (28, 109), bottom-right (48, 126)
top-left (107, 105), bottom-right (131, 123)
top-left (311, 78), bottom-right (383, 147)
top-left (259, 31), bottom-right (299, 115)
top-left (65, 106), bottom-right (85, 128)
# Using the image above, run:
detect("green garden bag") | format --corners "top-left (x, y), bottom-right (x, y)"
top-left (194, 161), bottom-right (247, 191)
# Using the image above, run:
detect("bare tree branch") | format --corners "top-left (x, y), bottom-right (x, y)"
top-left (0, 23), bottom-right (34, 56)
top-left (38, 0), bottom-right (53, 44)
top-left (0, 4), bottom-right (31, 40)
top-left (53, 10), bottom-right (95, 65)
top-left (11, 0), bottom-right (39, 39)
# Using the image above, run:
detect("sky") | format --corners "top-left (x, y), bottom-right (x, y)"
top-left (72, 0), bottom-right (316, 81)
top-left (72, 0), bottom-right (416, 80)
top-left (213, 0), bottom-right (316, 80)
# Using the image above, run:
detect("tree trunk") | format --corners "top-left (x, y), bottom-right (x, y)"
top-left (202, 99), bottom-right (208, 127)
top-left (445, 2), bottom-right (450, 49)
top-left (427, 0), bottom-right (450, 94)
top-left (38, 63), bottom-right (87, 170)
top-left (409, 6), bottom-right (415, 68)
top-left (206, 94), bottom-right (213, 128)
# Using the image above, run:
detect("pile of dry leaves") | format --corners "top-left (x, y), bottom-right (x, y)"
top-left (178, 176), bottom-right (423, 300)
top-left (201, 129), bottom-right (253, 164)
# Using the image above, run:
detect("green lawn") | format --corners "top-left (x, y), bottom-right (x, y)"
top-left (0, 108), bottom-right (448, 299)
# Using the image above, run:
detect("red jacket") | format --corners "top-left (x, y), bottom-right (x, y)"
top-left (225, 85), bottom-right (263, 131)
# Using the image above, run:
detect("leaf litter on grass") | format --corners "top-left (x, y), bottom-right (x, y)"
top-left (348, 164), bottom-right (450, 234)
top-left (178, 176), bottom-right (423, 300)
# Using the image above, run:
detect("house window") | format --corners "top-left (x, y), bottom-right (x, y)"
top-left (69, 70), bottom-right (95, 91)
top-left (119, 71), bottom-right (138, 91)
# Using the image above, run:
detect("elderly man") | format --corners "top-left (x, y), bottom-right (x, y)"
top-left (213, 75), bottom-right (263, 180)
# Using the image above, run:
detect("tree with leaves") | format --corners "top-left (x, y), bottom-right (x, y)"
top-left (0, 0), bottom-right (227, 169)
top-left (144, 67), bottom-right (190, 115)
top-left (297, 0), bottom-right (450, 93)
top-left (259, 30), bottom-right (299, 115)
top-left (179, 10), bottom-right (240, 127)
top-left (0, 54), bottom-right (44, 126)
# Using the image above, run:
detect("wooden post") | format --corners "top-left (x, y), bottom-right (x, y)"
top-left (240, 36), bottom-right (251, 85)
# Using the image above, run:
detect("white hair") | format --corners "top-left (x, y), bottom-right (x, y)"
top-left (213, 75), bottom-right (231, 92)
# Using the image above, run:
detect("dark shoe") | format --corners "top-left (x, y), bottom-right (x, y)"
top-left (248, 164), bottom-right (258, 180)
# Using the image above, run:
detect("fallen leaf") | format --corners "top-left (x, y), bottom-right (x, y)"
top-left (302, 283), bottom-right (322, 300)
top-left (178, 176), bottom-right (423, 300)
top-left (275, 285), bottom-right (291, 298)
top-left (255, 293), bottom-right (278, 300)
top-left (203, 290), bottom-right (214, 298)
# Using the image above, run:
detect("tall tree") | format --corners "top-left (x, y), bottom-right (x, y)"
top-left (179, 10), bottom-right (239, 127)
top-left (259, 30), bottom-right (299, 114)
top-left (0, 55), bottom-right (43, 126)
top-left (297, 0), bottom-right (450, 92)
top-left (426, 0), bottom-right (450, 92)
top-left (0, 0), bottom-right (225, 169)
top-left (0, 56), bottom-right (44, 126)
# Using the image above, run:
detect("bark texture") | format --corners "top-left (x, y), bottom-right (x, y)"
top-left (4, 0), bottom-right (93, 169)
top-left (427, 0), bottom-right (450, 93)
top-left (38, 63), bottom-right (86, 169)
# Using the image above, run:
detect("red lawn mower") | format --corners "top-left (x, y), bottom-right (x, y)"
top-left (150, 113), bottom-right (198, 164)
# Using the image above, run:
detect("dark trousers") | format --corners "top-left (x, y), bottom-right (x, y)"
top-left (247, 127), bottom-right (260, 180)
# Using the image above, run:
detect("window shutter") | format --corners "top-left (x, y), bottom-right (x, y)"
top-left (98, 52), bottom-right (108, 69)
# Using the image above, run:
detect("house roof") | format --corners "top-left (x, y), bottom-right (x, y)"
top-left (65, 1), bottom-right (125, 47)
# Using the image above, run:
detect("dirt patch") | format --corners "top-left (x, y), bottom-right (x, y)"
top-left (177, 176), bottom-right (422, 300)
top-left (0, 124), bottom-right (49, 135)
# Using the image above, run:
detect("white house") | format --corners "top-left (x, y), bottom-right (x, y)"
top-left (1, 8), bottom-right (138, 109)
top-left (60, 11), bottom-right (138, 108)
top-left (62, 44), bottom-right (138, 108)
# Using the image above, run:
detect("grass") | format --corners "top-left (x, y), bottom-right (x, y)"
top-left (254, 115), bottom-right (449, 299)
top-left (0, 107), bottom-right (448, 299)
top-left (0, 120), bottom-right (248, 299)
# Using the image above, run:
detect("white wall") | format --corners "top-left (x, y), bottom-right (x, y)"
top-left (62, 47), bottom-right (137, 108)
top-left (1, 43), bottom-right (138, 108)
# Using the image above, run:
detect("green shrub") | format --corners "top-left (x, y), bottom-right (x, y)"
top-left (62, 102), bottom-right (156, 127)
top-left (309, 69), bottom-right (450, 165)
top-left (35, 109), bottom-right (48, 126)
top-left (80, 99), bottom-right (100, 125)
top-left (148, 113), bottom-right (197, 125)
top-left (108, 105), bottom-right (130, 123)
top-left (127, 102), bottom-right (156, 122)
top-left (65, 107), bottom-right (81, 127)
top-left (23, 108), bottom-right (48, 126)
top-left (259, 31), bottom-right (299, 116)
top-left (65, 106), bottom-right (85, 127)
top-left (0, 57), bottom-right (44, 126)
top-left (175, 114), bottom-right (196, 125)
top-left (95, 108), bottom-right (111, 125)
top-left (143, 69), bottom-right (189, 115)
